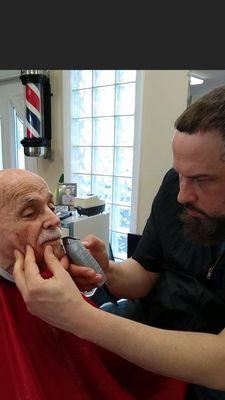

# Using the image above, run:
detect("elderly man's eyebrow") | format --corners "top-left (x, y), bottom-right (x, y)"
top-left (48, 192), bottom-right (54, 202)
top-left (18, 192), bottom-right (54, 210)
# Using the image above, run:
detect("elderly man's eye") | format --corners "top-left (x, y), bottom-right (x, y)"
top-left (49, 203), bottom-right (56, 213)
top-left (23, 209), bottom-right (35, 217)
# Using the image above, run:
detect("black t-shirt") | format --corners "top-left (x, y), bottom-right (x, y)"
top-left (132, 168), bottom-right (225, 333)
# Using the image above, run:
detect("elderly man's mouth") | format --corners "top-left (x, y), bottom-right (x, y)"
top-left (42, 237), bottom-right (62, 246)
top-left (39, 228), bottom-right (62, 246)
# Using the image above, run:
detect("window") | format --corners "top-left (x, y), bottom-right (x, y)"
top-left (63, 70), bottom-right (143, 261)
top-left (14, 108), bottom-right (25, 169)
top-left (0, 78), bottom-right (37, 172)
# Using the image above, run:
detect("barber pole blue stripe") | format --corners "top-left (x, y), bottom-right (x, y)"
top-left (26, 121), bottom-right (40, 138)
top-left (26, 108), bottom-right (41, 134)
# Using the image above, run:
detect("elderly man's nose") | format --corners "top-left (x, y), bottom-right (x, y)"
top-left (43, 208), bottom-right (60, 229)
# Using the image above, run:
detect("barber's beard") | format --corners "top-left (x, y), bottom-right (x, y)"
top-left (180, 207), bottom-right (225, 246)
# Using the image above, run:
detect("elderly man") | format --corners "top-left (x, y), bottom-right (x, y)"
top-left (13, 87), bottom-right (225, 400)
top-left (0, 168), bottom-right (186, 400)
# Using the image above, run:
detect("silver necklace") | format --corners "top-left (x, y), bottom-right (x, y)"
top-left (206, 247), bottom-right (225, 280)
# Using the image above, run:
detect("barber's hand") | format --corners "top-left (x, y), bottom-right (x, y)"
top-left (68, 235), bottom-right (110, 291)
top-left (13, 244), bottom-right (91, 334)
top-left (67, 265), bottom-right (104, 291)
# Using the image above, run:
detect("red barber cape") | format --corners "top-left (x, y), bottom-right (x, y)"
top-left (0, 277), bottom-right (187, 400)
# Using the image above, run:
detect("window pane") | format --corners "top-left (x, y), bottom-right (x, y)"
top-left (114, 147), bottom-right (133, 176)
top-left (92, 147), bottom-right (113, 175)
top-left (72, 174), bottom-right (91, 196)
top-left (105, 203), bottom-right (112, 229)
top-left (72, 118), bottom-right (92, 145)
top-left (115, 83), bottom-right (135, 115)
top-left (92, 175), bottom-right (112, 201)
top-left (115, 116), bottom-right (134, 146)
top-left (93, 117), bottom-right (114, 146)
top-left (71, 147), bottom-right (91, 174)
top-left (68, 70), bottom-right (137, 261)
top-left (116, 70), bottom-right (136, 83)
top-left (93, 70), bottom-right (115, 86)
top-left (112, 204), bottom-right (131, 233)
top-left (111, 231), bottom-right (127, 259)
top-left (113, 177), bottom-right (132, 205)
top-left (73, 89), bottom-right (92, 118)
top-left (93, 86), bottom-right (115, 116)
top-left (71, 70), bottom-right (92, 89)
top-left (14, 109), bottom-right (25, 169)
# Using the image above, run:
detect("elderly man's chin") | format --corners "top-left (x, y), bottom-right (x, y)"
top-left (36, 240), bottom-right (65, 270)
top-left (180, 209), bottom-right (225, 246)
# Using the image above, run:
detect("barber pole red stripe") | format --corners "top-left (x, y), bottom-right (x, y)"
top-left (27, 128), bottom-right (32, 139)
top-left (26, 84), bottom-right (40, 111)
top-left (25, 82), bottom-right (41, 139)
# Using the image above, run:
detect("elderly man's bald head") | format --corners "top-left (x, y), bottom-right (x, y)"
top-left (0, 169), bottom-right (64, 272)
top-left (0, 169), bottom-right (47, 208)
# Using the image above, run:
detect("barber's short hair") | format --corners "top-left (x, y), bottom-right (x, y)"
top-left (175, 86), bottom-right (225, 140)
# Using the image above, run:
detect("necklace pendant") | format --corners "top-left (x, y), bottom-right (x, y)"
top-left (207, 266), bottom-right (214, 279)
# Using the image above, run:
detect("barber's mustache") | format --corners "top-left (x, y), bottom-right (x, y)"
top-left (184, 203), bottom-right (210, 218)
top-left (38, 227), bottom-right (62, 245)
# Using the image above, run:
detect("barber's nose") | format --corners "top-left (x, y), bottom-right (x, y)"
top-left (43, 207), bottom-right (60, 229)
top-left (177, 177), bottom-right (197, 205)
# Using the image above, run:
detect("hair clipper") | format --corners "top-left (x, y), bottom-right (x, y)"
top-left (62, 236), bottom-right (106, 287)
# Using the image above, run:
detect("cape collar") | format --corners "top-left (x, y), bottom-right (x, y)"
top-left (0, 266), bottom-right (14, 283)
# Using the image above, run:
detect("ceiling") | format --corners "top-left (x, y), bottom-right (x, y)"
top-left (0, 70), bottom-right (20, 81)
top-left (191, 70), bottom-right (225, 80)
top-left (0, 70), bottom-right (224, 101)
top-left (0, 69), bottom-right (224, 82)
top-left (190, 70), bottom-right (225, 102)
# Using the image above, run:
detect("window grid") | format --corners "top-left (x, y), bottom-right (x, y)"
top-left (70, 70), bottom-right (136, 260)
top-left (13, 108), bottom-right (25, 169)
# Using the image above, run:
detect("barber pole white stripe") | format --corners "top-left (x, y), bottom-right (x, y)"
top-left (26, 99), bottom-right (41, 120)
top-left (28, 82), bottom-right (40, 98)
top-left (26, 121), bottom-right (40, 138)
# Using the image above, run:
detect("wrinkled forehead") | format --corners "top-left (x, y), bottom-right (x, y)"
top-left (0, 173), bottom-right (51, 209)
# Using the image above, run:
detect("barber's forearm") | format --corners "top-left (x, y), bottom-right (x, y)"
top-left (105, 259), bottom-right (157, 299)
top-left (75, 306), bottom-right (225, 390)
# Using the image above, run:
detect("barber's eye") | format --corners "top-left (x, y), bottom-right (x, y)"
top-left (195, 178), bottom-right (210, 184)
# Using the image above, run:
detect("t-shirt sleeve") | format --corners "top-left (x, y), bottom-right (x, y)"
top-left (132, 169), bottom-right (175, 272)
top-left (132, 202), bottom-right (164, 272)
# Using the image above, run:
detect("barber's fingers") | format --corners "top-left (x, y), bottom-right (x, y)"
top-left (59, 254), bottom-right (70, 270)
top-left (82, 235), bottom-right (106, 252)
top-left (13, 249), bottom-right (28, 297)
top-left (44, 245), bottom-right (68, 276)
top-left (69, 265), bottom-right (103, 289)
top-left (23, 245), bottom-right (43, 282)
top-left (69, 265), bottom-right (98, 279)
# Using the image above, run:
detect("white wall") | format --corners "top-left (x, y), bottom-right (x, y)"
top-left (37, 71), bottom-right (64, 193)
top-left (136, 70), bottom-right (189, 232)
top-left (38, 70), bottom-right (189, 232)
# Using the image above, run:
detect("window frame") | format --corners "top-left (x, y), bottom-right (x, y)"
top-left (62, 70), bottom-right (143, 258)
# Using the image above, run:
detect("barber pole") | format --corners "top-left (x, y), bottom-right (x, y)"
top-left (20, 70), bottom-right (51, 158)
top-left (26, 81), bottom-right (42, 139)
